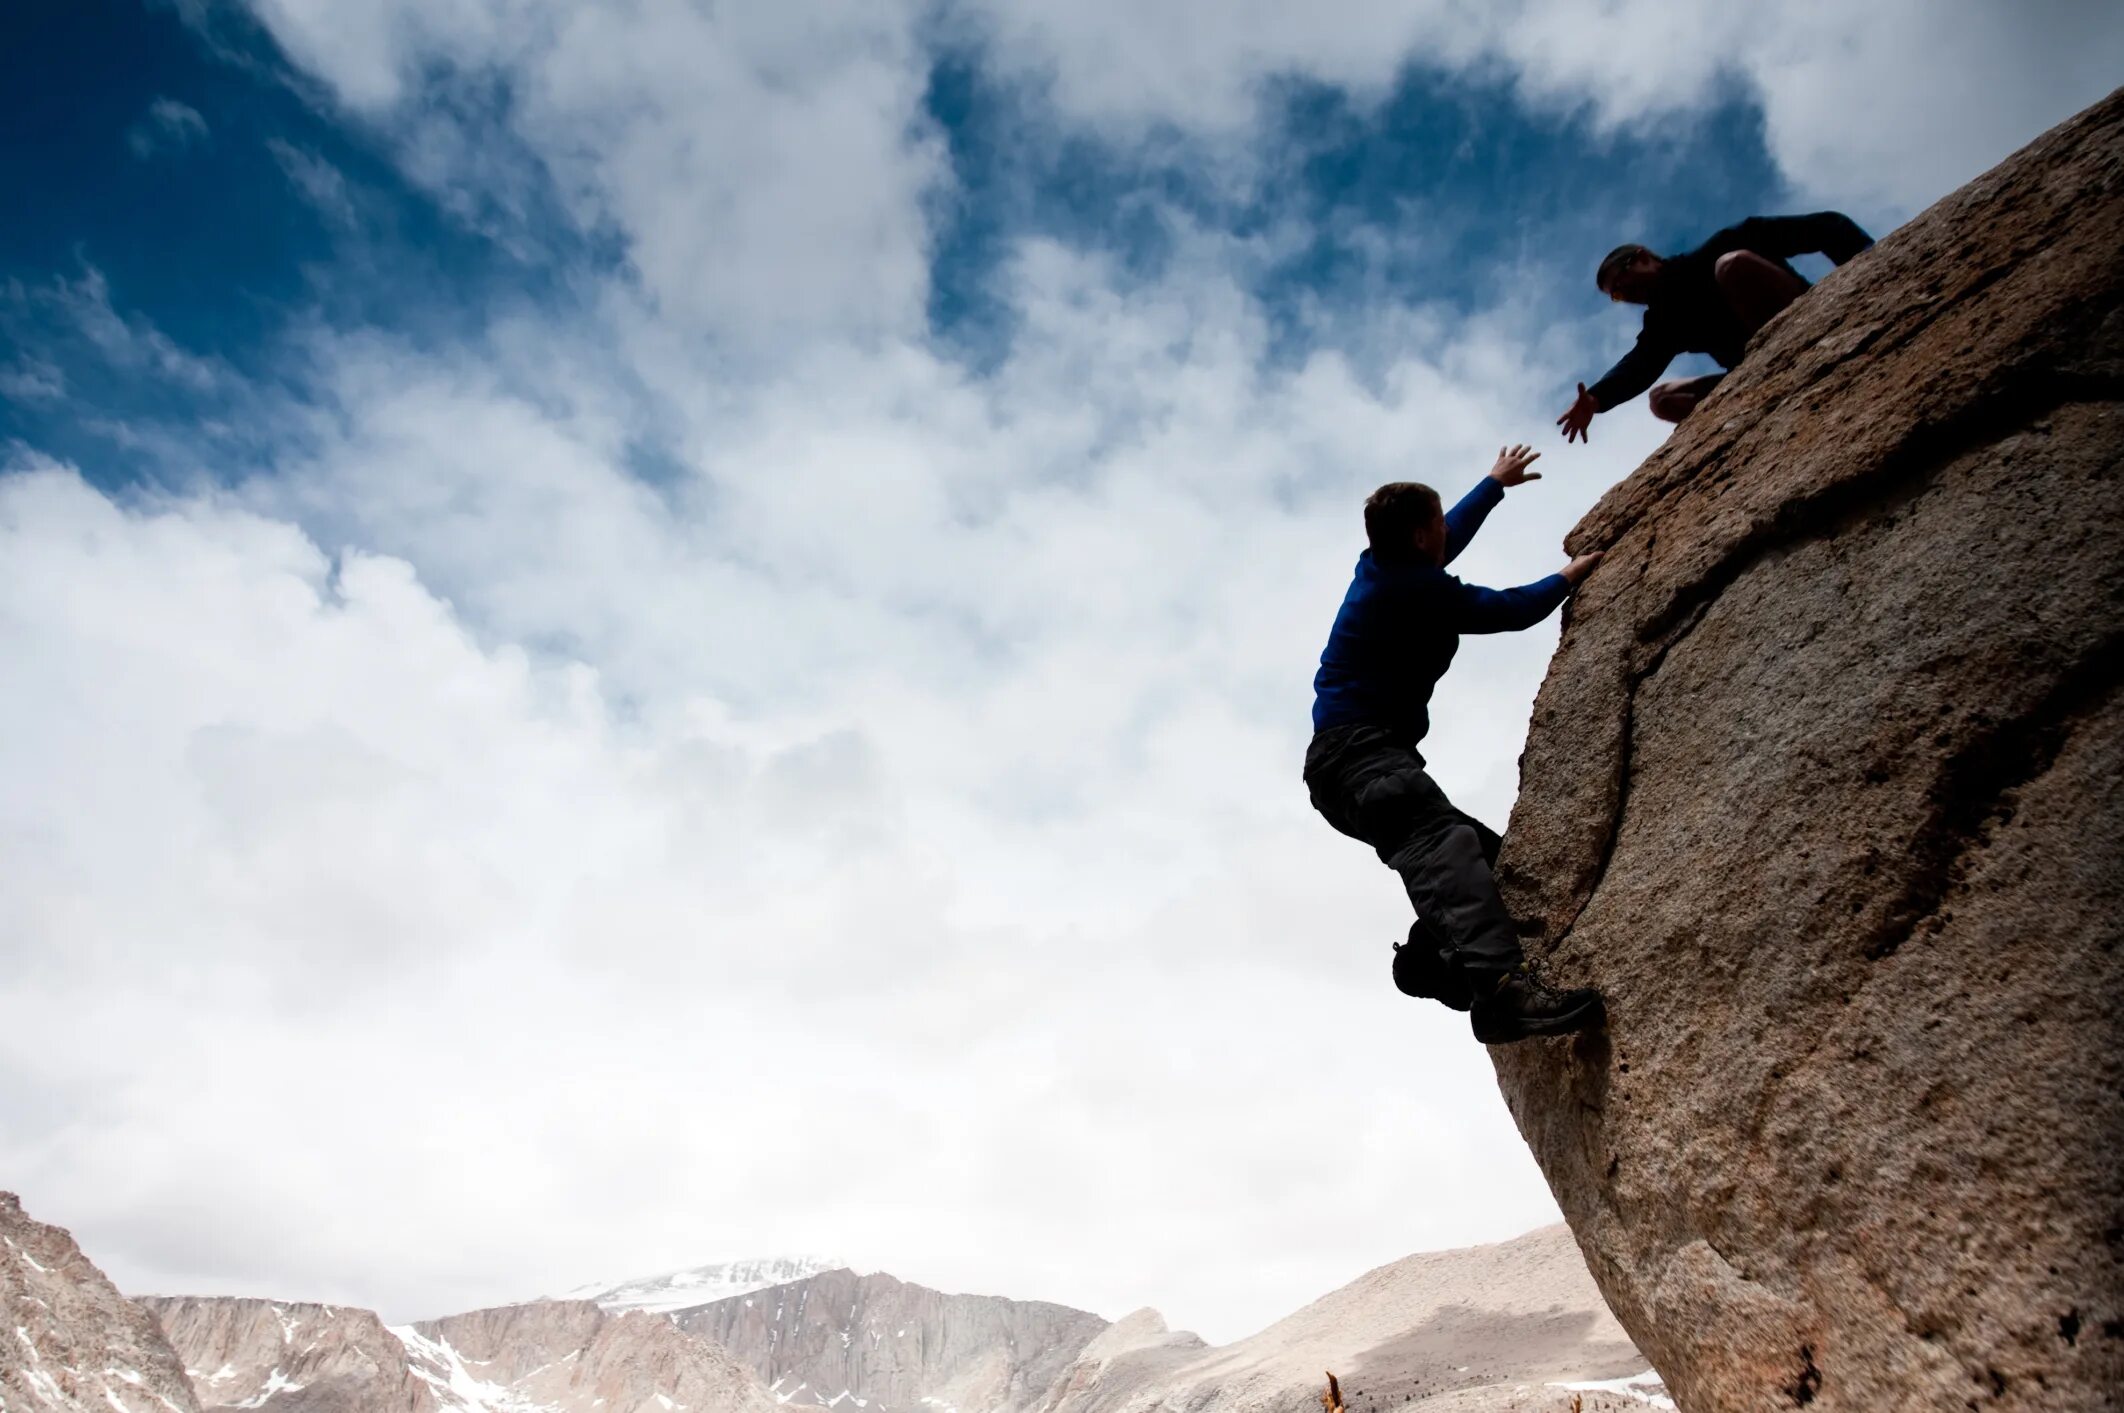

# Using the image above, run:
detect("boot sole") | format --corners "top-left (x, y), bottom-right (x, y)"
top-left (1471, 996), bottom-right (1605, 1045)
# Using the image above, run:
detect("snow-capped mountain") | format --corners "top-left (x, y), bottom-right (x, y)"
top-left (563, 1258), bottom-right (846, 1316)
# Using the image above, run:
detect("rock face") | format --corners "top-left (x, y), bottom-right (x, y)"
top-left (675, 1269), bottom-right (1107, 1413)
top-left (144, 1297), bottom-right (441, 1413)
top-left (1029, 1226), bottom-right (1649, 1413)
top-left (144, 1294), bottom-right (788, 1413)
top-left (0, 1191), bottom-right (201, 1413)
top-left (1490, 88), bottom-right (2124, 1413)
top-left (415, 1301), bottom-right (788, 1413)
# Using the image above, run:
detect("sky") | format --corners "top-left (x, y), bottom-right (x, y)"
top-left (3, 0), bottom-right (2120, 1345)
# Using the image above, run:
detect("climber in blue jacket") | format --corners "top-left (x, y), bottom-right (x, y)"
top-left (1305, 444), bottom-right (1605, 1044)
top-left (1557, 211), bottom-right (1874, 440)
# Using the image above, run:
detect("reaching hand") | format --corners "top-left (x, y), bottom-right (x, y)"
top-left (1557, 383), bottom-right (1598, 444)
top-left (1488, 443), bottom-right (1542, 486)
top-left (1562, 549), bottom-right (1605, 585)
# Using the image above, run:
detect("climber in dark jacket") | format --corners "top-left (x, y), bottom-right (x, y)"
top-left (1305, 444), bottom-right (1606, 1045)
top-left (1557, 212), bottom-right (1874, 440)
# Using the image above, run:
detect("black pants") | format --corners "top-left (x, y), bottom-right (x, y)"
top-left (1304, 724), bottom-right (1526, 989)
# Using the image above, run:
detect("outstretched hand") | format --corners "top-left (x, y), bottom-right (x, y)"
top-left (1557, 383), bottom-right (1598, 444)
top-left (1488, 443), bottom-right (1541, 486)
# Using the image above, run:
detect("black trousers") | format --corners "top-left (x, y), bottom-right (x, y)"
top-left (1304, 724), bottom-right (1526, 987)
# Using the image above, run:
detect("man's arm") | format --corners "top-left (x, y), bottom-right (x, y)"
top-left (1584, 325), bottom-right (1679, 412)
top-left (1442, 445), bottom-right (1541, 565)
top-left (1718, 212), bottom-right (1875, 265)
top-left (1450, 549), bottom-right (1604, 633)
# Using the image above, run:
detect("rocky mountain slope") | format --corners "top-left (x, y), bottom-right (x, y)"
top-left (143, 1297), bottom-right (440, 1413)
top-left (675, 1268), bottom-right (1107, 1413)
top-left (0, 1191), bottom-right (200, 1413)
top-left (1490, 86), bottom-right (2124, 1412)
top-left (416, 1300), bottom-right (786, 1413)
top-left (1029, 1225), bottom-right (1652, 1413)
top-left (143, 1293), bottom-right (788, 1413)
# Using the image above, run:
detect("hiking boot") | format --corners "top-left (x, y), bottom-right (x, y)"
top-left (1468, 967), bottom-right (1604, 1044)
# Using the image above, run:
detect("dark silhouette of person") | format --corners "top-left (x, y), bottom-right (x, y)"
top-left (1557, 213), bottom-right (1874, 439)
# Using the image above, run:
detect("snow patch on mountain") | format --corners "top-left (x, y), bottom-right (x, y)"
top-left (561, 1259), bottom-right (846, 1316)
top-left (392, 1323), bottom-right (538, 1413)
top-left (1550, 1369), bottom-right (1672, 1408)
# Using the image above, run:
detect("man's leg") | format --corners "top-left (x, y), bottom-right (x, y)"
top-left (1305, 728), bottom-right (1603, 1041)
top-left (1371, 771), bottom-right (1524, 976)
top-left (1456, 809), bottom-right (1503, 868)
top-left (1396, 918), bottom-right (1475, 1010)
top-left (1305, 727), bottom-right (1522, 975)
top-left (1714, 250), bottom-right (1808, 335)
top-left (1358, 760), bottom-right (1606, 1039)
top-left (1648, 372), bottom-right (1727, 424)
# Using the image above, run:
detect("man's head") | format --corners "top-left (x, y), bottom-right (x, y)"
top-left (1365, 481), bottom-right (1446, 565)
top-left (1596, 243), bottom-right (1662, 304)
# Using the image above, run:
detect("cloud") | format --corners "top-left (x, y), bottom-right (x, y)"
top-left (127, 96), bottom-right (211, 159)
top-left (1728, 0), bottom-right (2124, 208)
top-left (241, 0), bottom-right (946, 344)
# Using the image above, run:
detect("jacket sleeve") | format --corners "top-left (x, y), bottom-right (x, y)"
top-left (1717, 212), bottom-right (1875, 265)
top-left (1586, 322), bottom-right (1679, 411)
top-left (1441, 476), bottom-right (1504, 566)
top-left (1450, 573), bottom-right (1574, 634)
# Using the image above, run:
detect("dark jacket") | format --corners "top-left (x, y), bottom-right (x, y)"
top-left (1311, 477), bottom-right (1571, 747)
top-left (1587, 212), bottom-right (1873, 410)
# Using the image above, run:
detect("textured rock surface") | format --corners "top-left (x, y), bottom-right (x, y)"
top-left (1030, 1226), bottom-right (1648, 1413)
top-left (677, 1269), bottom-right (1107, 1413)
top-left (1490, 88), bottom-right (2124, 1413)
top-left (0, 1191), bottom-right (201, 1413)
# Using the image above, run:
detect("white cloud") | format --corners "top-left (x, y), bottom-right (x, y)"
top-left (127, 96), bottom-right (211, 159)
top-left (1728, 0), bottom-right (2124, 209)
top-left (248, 0), bottom-right (943, 343)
